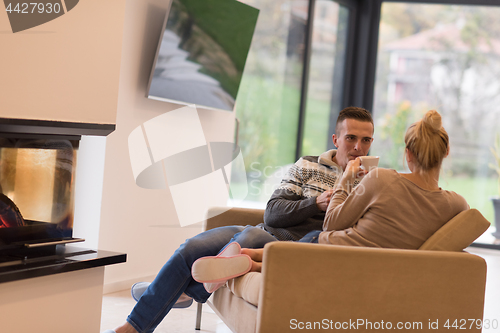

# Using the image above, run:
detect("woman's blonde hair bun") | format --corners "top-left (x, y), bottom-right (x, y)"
top-left (404, 110), bottom-right (449, 171)
top-left (422, 110), bottom-right (443, 132)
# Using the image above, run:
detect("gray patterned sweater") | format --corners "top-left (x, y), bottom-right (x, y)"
top-left (259, 150), bottom-right (345, 241)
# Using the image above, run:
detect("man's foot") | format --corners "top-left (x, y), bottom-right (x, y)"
top-left (131, 282), bottom-right (193, 308)
top-left (200, 242), bottom-right (242, 292)
top-left (130, 282), bottom-right (149, 302)
top-left (192, 254), bottom-right (252, 287)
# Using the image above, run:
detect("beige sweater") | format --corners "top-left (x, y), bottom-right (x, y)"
top-left (319, 168), bottom-right (469, 249)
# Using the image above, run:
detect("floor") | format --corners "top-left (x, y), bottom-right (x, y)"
top-left (466, 247), bottom-right (500, 322)
top-left (101, 289), bottom-right (232, 333)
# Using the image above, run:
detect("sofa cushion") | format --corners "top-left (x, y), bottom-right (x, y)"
top-left (225, 272), bottom-right (261, 307)
top-left (209, 285), bottom-right (257, 333)
top-left (419, 209), bottom-right (490, 251)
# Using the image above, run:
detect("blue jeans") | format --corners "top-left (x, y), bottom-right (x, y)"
top-left (298, 230), bottom-right (321, 243)
top-left (127, 225), bottom-right (278, 333)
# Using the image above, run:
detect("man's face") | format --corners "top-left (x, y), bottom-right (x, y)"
top-left (332, 119), bottom-right (374, 169)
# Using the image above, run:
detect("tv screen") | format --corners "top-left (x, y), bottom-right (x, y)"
top-left (147, 0), bottom-right (259, 111)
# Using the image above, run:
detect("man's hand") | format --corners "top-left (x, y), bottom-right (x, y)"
top-left (344, 157), bottom-right (368, 180)
top-left (316, 189), bottom-right (334, 212)
top-left (336, 158), bottom-right (369, 193)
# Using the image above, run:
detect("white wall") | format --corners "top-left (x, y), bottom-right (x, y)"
top-left (0, 0), bottom-right (124, 124)
top-left (0, 0), bottom-right (236, 292)
top-left (73, 136), bottom-right (107, 250)
top-left (97, 0), bottom-right (236, 292)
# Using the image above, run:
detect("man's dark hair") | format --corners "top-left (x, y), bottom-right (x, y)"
top-left (335, 106), bottom-right (374, 134)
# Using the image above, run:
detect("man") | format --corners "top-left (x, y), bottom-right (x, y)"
top-left (104, 106), bottom-right (374, 333)
top-left (262, 106), bottom-right (374, 241)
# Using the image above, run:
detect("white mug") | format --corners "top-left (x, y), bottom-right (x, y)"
top-left (359, 156), bottom-right (379, 170)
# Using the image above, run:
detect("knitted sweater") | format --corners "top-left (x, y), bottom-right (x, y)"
top-left (319, 168), bottom-right (469, 249)
top-left (259, 150), bottom-right (347, 241)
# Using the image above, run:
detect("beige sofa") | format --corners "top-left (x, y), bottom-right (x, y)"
top-left (196, 208), bottom-right (490, 333)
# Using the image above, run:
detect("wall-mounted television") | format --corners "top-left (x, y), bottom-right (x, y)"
top-left (147, 0), bottom-right (259, 111)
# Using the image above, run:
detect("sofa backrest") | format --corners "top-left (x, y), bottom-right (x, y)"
top-left (418, 209), bottom-right (490, 251)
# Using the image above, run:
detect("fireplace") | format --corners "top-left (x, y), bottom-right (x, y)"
top-left (0, 118), bottom-right (114, 265)
top-left (0, 123), bottom-right (126, 333)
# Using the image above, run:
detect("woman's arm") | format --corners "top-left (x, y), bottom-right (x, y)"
top-left (323, 159), bottom-right (381, 231)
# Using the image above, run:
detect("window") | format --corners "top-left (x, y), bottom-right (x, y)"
top-left (372, 2), bottom-right (500, 246)
top-left (229, 0), bottom-right (500, 248)
top-left (301, 2), bottom-right (350, 157)
top-left (230, 0), bottom-right (352, 207)
top-left (228, 0), bottom-right (306, 207)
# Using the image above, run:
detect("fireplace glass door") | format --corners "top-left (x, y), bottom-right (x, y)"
top-left (0, 137), bottom-right (79, 250)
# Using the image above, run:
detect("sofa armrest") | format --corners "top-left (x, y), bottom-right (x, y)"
top-left (204, 207), bottom-right (265, 231)
top-left (419, 208), bottom-right (490, 251)
top-left (256, 242), bottom-right (486, 333)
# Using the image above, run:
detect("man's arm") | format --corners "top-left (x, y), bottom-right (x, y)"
top-left (263, 155), bottom-right (340, 229)
top-left (263, 188), bottom-right (322, 228)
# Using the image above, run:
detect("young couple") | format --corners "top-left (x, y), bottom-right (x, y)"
top-left (104, 108), bottom-right (467, 333)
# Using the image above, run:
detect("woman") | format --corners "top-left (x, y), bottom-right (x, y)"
top-left (192, 110), bottom-right (469, 283)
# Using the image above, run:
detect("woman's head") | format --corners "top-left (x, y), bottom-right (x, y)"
top-left (404, 110), bottom-right (449, 171)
